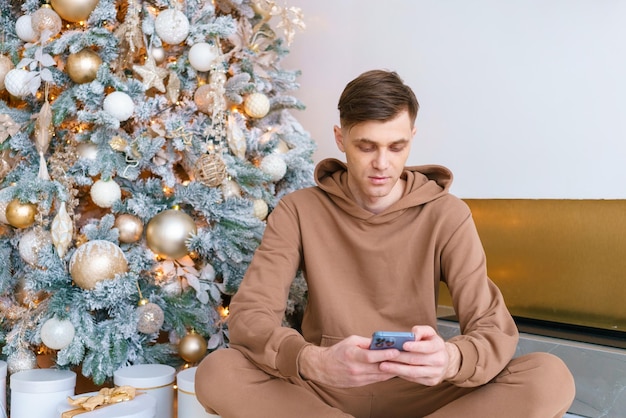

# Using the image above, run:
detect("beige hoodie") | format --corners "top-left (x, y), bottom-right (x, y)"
top-left (228, 159), bottom-right (518, 388)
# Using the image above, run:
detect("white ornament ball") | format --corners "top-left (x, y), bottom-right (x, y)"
top-left (7, 349), bottom-right (37, 374)
top-left (253, 199), bottom-right (269, 221)
top-left (244, 92), bottom-right (271, 118)
top-left (103, 91), bottom-right (135, 122)
top-left (149, 46), bottom-right (166, 64)
top-left (90, 179), bottom-right (122, 208)
top-left (0, 55), bottom-right (14, 91)
top-left (188, 42), bottom-right (218, 72)
top-left (221, 179), bottom-right (242, 199)
top-left (16, 15), bottom-right (39, 43)
top-left (76, 142), bottom-right (98, 160)
top-left (40, 317), bottom-right (75, 350)
top-left (5, 69), bottom-right (32, 97)
top-left (155, 9), bottom-right (190, 45)
top-left (19, 229), bottom-right (52, 265)
top-left (260, 154), bottom-right (287, 182)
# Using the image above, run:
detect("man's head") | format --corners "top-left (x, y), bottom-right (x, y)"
top-left (337, 70), bottom-right (419, 132)
top-left (333, 70), bottom-right (419, 214)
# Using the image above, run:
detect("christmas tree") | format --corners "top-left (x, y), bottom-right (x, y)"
top-left (0, 0), bottom-right (311, 385)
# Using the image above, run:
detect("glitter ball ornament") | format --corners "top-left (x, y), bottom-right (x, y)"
top-left (244, 92), bottom-right (271, 118)
top-left (31, 4), bottom-right (62, 39)
top-left (50, 0), bottom-right (99, 23)
top-left (115, 214), bottom-right (143, 243)
top-left (155, 9), bottom-right (190, 45)
top-left (0, 55), bottom-right (14, 91)
top-left (193, 84), bottom-right (215, 114)
top-left (69, 240), bottom-right (128, 290)
top-left (7, 349), bottom-right (37, 374)
top-left (194, 154), bottom-right (227, 187)
top-left (253, 199), bottom-right (269, 221)
top-left (146, 209), bottom-right (197, 260)
top-left (136, 300), bottom-right (165, 334)
top-left (66, 48), bottom-right (102, 84)
top-left (5, 69), bottom-right (33, 98)
top-left (19, 229), bottom-right (52, 265)
top-left (6, 199), bottom-right (37, 229)
top-left (103, 91), bottom-right (135, 122)
top-left (260, 154), bottom-right (287, 182)
top-left (90, 178), bottom-right (122, 208)
top-left (178, 330), bottom-right (207, 363)
top-left (40, 317), bottom-right (75, 350)
top-left (15, 15), bottom-right (39, 43)
top-left (188, 42), bottom-right (218, 72)
top-left (221, 179), bottom-right (241, 199)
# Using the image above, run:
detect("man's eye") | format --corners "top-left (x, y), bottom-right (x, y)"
top-left (390, 146), bottom-right (405, 152)
top-left (359, 146), bottom-right (374, 152)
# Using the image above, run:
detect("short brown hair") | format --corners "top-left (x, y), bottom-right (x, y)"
top-left (337, 70), bottom-right (419, 130)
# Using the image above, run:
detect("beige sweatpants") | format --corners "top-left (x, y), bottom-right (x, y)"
top-left (195, 348), bottom-right (575, 418)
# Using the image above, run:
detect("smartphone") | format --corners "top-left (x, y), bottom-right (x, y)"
top-left (369, 331), bottom-right (415, 351)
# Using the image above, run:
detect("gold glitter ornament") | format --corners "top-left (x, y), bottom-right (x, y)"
top-left (69, 240), bottom-right (128, 290)
top-left (50, 0), bottom-right (99, 23)
top-left (194, 154), bottom-right (227, 187)
top-left (146, 209), bottom-right (197, 260)
top-left (136, 299), bottom-right (165, 334)
top-left (193, 84), bottom-right (214, 114)
top-left (6, 199), bottom-right (37, 229)
top-left (31, 4), bottom-right (62, 39)
top-left (66, 49), bottom-right (102, 84)
top-left (178, 330), bottom-right (207, 363)
top-left (51, 201), bottom-right (73, 258)
top-left (114, 213), bottom-right (143, 243)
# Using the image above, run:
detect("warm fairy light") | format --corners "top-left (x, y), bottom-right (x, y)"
top-left (163, 186), bottom-right (173, 196)
top-left (218, 306), bottom-right (229, 318)
top-left (172, 204), bottom-right (180, 210)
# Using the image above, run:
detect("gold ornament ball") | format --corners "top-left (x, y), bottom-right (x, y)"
top-left (115, 214), bottom-right (144, 243)
top-left (51, 0), bottom-right (99, 22)
top-left (193, 84), bottom-right (215, 114)
top-left (136, 300), bottom-right (165, 334)
top-left (0, 55), bottom-right (15, 91)
top-left (253, 199), bottom-right (269, 221)
top-left (178, 331), bottom-right (207, 363)
top-left (66, 49), bottom-right (102, 84)
top-left (146, 209), bottom-right (197, 259)
top-left (194, 154), bottom-right (227, 187)
top-left (6, 199), bottom-right (37, 229)
top-left (69, 240), bottom-right (128, 290)
top-left (31, 5), bottom-right (62, 38)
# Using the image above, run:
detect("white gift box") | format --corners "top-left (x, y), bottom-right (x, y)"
top-left (176, 367), bottom-right (219, 418)
top-left (114, 364), bottom-right (175, 418)
top-left (0, 360), bottom-right (6, 417)
top-left (57, 390), bottom-right (156, 418)
top-left (10, 369), bottom-right (76, 418)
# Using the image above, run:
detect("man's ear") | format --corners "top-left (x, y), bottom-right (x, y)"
top-left (334, 125), bottom-right (345, 152)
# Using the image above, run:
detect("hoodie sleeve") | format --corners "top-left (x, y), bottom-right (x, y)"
top-left (227, 197), bottom-right (309, 378)
top-left (439, 205), bottom-right (519, 387)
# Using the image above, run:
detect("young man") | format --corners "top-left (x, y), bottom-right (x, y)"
top-left (195, 70), bottom-right (575, 417)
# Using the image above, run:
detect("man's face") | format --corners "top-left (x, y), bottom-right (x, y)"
top-left (334, 110), bottom-right (416, 212)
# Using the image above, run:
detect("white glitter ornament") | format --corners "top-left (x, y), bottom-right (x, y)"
top-left (15, 15), bottom-right (39, 43)
top-left (137, 301), bottom-right (165, 334)
top-left (90, 178), bottom-right (122, 208)
top-left (103, 91), bottom-right (135, 121)
top-left (155, 9), bottom-right (190, 45)
top-left (5, 69), bottom-right (32, 98)
top-left (51, 202), bottom-right (73, 258)
top-left (7, 349), bottom-right (37, 374)
top-left (0, 55), bottom-right (14, 91)
top-left (18, 229), bottom-right (52, 265)
top-left (76, 142), bottom-right (98, 160)
top-left (253, 199), bottom-right (269, 221)
top-left (188, 42), bottom-right (218, 72)
top-left (260, 154), bottom-right (287, 182)
top-left (40, 317), bottom-right (75, 350)
top-left (69, 240), bottom-right (128, 290)
top-left (243, 92), bottom-right (270, 118)
top-left (221, 179), bottom-right (241, 199)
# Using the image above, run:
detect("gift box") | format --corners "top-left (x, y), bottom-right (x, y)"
top-left (0, 360), bottom-right (6, 416)
top-left (10, 368), bottom-right (76, 418)
top-left (57, 389), bottom-right (156, 418)
top-left (176, 367), bottom-right (220, 418)
top-left (114, 364), bottom-right (175, 418)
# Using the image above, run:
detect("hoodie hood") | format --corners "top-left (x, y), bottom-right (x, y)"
top-left (314, 158), bottom-right (453, 223)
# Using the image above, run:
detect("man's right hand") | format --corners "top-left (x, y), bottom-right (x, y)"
top-left (297, 335), bottom-right (402, 388)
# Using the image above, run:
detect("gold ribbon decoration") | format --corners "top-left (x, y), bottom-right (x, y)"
top-left (62, 386), bottom-right (138, 417)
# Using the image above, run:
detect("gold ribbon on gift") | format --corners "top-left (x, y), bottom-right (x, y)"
top-left (62, 386), bottom-right (139, 417)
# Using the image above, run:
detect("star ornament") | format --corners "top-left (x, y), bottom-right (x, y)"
top-left (133, 56), bottom-right (168, 93)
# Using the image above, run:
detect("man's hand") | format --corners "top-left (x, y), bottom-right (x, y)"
top-left (298, 335), bottom-right (402, 388)
top-left (378, 325), bottom-right (461, 386)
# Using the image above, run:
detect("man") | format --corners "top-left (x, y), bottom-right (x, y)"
top-left (195, 70), bottom-right (575, 417)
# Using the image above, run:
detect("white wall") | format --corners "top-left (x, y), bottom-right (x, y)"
top-left (281, 0), bottom-right (626, 198)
